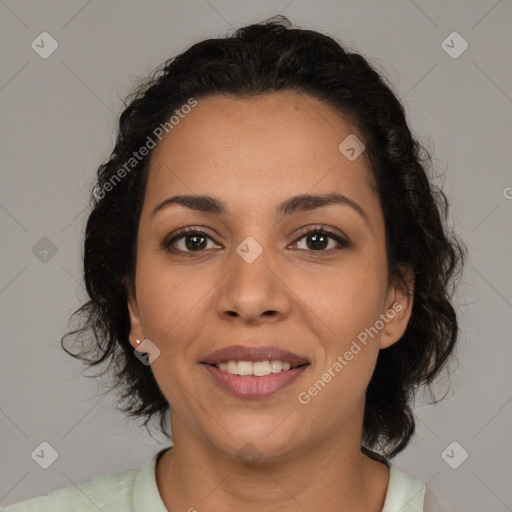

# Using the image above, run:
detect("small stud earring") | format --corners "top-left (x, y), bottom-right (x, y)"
top-left (136, 339), bottom-right (141, 345)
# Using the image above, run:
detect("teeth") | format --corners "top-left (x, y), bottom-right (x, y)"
top-left (269, 361), bottom-right (282, 373)
top-left (217, 360), bottom-right (294, 376)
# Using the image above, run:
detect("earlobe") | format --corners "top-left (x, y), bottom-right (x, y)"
top-left (126, 293), bottom-right (144, 350)
top-left (379, 266), bottom-right (414, 350)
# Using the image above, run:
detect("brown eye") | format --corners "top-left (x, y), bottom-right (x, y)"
top-left (291, 226), bottom-right (350, 252)
top-left (161, 228), bottom-right (221, 254)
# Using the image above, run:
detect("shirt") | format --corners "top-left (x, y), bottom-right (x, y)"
top-left (1, 446), bottom-right (441, 511)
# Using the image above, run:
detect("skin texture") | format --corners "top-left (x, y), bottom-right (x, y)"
top-left (126, 91), bottom-right (414, 512)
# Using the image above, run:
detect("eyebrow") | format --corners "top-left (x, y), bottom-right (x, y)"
top-left (151, 192), bottom-right (371, 228)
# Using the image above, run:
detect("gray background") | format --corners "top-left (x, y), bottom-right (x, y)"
top-left (1, 1), bottom-right (511, 510)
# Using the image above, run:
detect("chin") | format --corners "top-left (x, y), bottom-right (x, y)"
top-left (207, 425), bottom-right (302, 464)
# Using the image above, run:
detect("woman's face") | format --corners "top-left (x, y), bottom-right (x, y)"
top-left (127, 91), bottom-right (413, 461)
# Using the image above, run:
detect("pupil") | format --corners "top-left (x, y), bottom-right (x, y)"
top-left (186, 234), bottom-right (207, 251)
top-left (309, 233), bottom-right (327, 250)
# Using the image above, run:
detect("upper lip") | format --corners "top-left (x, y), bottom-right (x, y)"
top-left (201, 345), bottom-right (309, 366)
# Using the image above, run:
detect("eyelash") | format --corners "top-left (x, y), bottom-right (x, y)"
top-left (160, 225), bottom-right (350, 257)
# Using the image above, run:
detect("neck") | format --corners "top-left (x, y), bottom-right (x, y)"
top-left (155, 419), bottom-right (389, 512)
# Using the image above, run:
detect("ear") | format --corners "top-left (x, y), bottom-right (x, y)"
top-left (125, 280), bottom-right (145, 351)
top-left (379, 265), bottom-right (414, 350)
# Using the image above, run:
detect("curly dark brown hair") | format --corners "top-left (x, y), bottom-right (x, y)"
top-left (62, 15), bottom-right (467, 458)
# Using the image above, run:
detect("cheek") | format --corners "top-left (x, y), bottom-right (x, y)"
top-left (294, 258), bottom-right (386, 401)
top-left (297, 274), bottom-right (383, 417)
top-left (300, 255), bottom-right (386, 340)
top-left (134, 251), bottom-right (206, 353)
top-left (134, 260), bottom-right (206, 405)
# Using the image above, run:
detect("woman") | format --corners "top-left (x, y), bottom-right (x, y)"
top-left (3, 15), bottom-right (466, 512)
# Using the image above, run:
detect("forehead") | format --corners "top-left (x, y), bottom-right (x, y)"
top-left (144, 92), bottom-right (378, 219)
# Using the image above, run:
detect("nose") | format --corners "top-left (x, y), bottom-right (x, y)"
top-left (214, 245), bottom-right (292, 325)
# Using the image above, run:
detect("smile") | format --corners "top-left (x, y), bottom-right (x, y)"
top-left (201, 362), bottom-right (309, 398)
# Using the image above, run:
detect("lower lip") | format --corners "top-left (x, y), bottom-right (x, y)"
top-left (201, 364), bottom-right (309, 399)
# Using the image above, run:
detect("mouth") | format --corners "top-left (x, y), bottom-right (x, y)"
top-left (200, 345), bottom-right (310, 398)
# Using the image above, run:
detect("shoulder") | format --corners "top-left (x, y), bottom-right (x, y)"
top-left (382, 461), bottom-right (427, 512)
top-left (362, 448), bottom-right (427, 512)
top-left (383, 464), bottom-right (448, 512)
top-left (1, 459), bottom-right (144, 512)
top-left (423, 488), bottom-right (448, 512)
